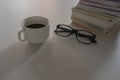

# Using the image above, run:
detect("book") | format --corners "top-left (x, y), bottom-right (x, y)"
top-left (71, 18), bottom-right (120, 36)
top-left (72, 8), bottom-right (116, 22)
top-left (71, 10), bottom-right (120, 29)
top-left (80, 0), bottom-right (120, 12)
top-left (82, 0), bottom-right (120, 7)
top-left (75, 3), bottom-right (120, 17)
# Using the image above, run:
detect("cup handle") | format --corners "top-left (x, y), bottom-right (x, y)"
top-left (18, 29), bottom-right (26, 41)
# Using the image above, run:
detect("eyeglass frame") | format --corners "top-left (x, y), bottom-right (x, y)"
top-left (54, 24), bottom-right (97, 45)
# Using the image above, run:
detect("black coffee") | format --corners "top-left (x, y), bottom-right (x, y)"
top-left (27, 24), bottom-right (45, 29)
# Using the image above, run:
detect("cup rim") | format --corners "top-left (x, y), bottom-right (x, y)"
top-left (21, 16), bottom-right (49, 29)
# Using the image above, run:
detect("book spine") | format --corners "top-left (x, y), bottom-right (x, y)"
top-left (83, 0), bottom-right (120, 7)
top-left (80, 0), bottom-right (120, 12)
top-left (76, 3), bottom-right (120, 17)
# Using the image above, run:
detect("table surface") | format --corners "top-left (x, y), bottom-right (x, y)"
top-left (0, 0), bottom-right (120, 80)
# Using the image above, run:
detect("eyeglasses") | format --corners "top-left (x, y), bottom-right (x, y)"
top-left (54, 24), bottom-right (97, 45)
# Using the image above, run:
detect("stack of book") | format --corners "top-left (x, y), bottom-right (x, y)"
top-left (71, 0), bottom-right (120, 36)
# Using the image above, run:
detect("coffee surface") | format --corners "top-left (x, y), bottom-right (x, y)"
top-left (27, 24), bottom-right (45, 29)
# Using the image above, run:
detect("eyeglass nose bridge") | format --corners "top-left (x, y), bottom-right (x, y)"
top-left (71, 29), bottom-right (78, 34)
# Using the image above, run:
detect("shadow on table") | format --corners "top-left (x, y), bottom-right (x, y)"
top-left (30, 32), bottom-right (120, 80)
top-left (0, 30), bottom-right (120, 80)
top-left (0, 42), bottom-right (44, 78)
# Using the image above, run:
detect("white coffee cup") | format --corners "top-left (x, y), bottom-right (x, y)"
top-left (18, 16), bottom-right (49, 44)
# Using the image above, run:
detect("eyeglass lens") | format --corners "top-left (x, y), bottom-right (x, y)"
top-left (56, 25), bottom-right (72, 37)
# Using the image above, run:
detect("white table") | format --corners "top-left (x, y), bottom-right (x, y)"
top-left (0, 0), bottom-right (120, 80)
